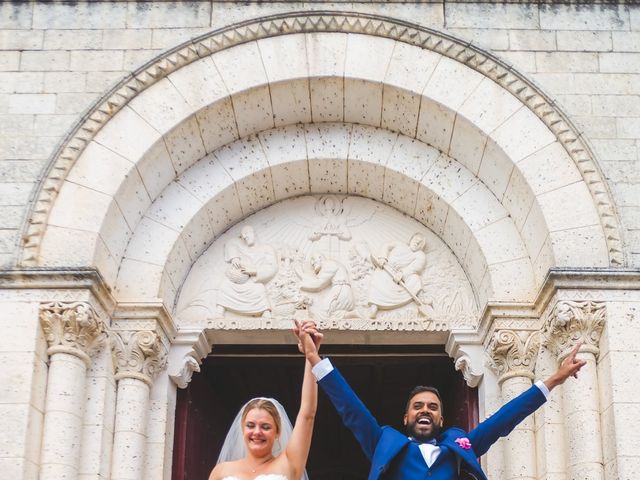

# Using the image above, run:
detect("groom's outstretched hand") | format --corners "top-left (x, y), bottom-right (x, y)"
top-left (544, 342), bottom-right (587, 391)
top-left (293, 320), bottom-right (323, 366)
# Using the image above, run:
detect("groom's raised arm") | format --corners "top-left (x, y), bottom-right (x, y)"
top-left (294, 321), bottom-right (383, 461)
top-left (468, 342), bottom-right (586, 456)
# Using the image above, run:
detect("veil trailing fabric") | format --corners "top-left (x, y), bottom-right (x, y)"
top-left (216, 397), bottom-right (309, 480)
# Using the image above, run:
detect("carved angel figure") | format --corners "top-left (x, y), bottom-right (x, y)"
top-left (215, 225), bottom-right (278, 317)
top-left (309, 195), bottom-right (352, 242)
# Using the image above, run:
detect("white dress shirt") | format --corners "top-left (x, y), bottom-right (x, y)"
top-left (311, 358), bottom-right (550, 467)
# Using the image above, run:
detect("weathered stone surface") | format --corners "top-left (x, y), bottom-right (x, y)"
top-left (539, 4), bottom-right (629, 32)
top-left (447, 3), bottom-right (538, 30)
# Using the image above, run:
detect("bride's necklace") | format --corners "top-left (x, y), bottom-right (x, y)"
top-left (247, 455), bottom-right (274, 474)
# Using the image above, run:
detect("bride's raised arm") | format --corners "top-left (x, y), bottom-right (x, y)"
top-left (285, 321), bottom-right (321, 479)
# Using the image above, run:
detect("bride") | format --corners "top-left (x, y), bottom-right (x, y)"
top-left (209, 320), bottom-right (321, 480)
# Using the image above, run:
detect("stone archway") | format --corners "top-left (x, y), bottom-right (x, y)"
top-left (24, 13), bottom-right (620, 282)
top-left (20, 12), bottom-right (622, 480)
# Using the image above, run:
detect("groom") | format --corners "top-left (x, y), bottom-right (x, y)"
top-left (294, 321), bottom-right (585, 480)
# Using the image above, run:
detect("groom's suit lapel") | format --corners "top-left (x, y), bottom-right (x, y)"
top-left (371, 426), bottom-right (488, 480)
top-left (373, 427), bottom-right (410, 465)
top-left (438, 429), bottom-right (487, 480)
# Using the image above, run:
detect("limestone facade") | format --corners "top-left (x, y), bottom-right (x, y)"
top-left (1, 1), bottom-right (639, 479)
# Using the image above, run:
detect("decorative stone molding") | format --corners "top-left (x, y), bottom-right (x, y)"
top-left (488, 329), bottom-right (541, 384)
top-left (445, 332), bottom-right (484, 388)
top-left (111, 302), bottom-right (176, 346)
top-left (167, 329), bottom-right (210, 389)
top-left (21, 12), bottom-right (622, 268)
top-left (111, 330), bottom-right (168, 385)
top-left (454, 354), bottom-right (483, 388)
top-left (545, 300), bottom-right (606, 361)
top-left (169, 355), bottom-right (201, 389)
top-left (1, 268), bottom-right (116, 320)
top-left (39, 300), bottom-right (107, 365)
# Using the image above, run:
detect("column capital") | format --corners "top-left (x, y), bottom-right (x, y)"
top-left (39, 300), bottom-right (107, 365)
top-left (487, 329), bottom-right (541, 384)
top-left (111, 329), bottom-right (167, 385)
top-left (545, 300), bottom-right (606, 361)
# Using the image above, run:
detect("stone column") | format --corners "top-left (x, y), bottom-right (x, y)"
top-left (39, 301), bottom-right (106, 480)
top-left (546, 300), bottom-right (606, 480)
top-left (488, 329), bottom-right (541, 480)
top-left (110, 329), bottom-right (167, 480)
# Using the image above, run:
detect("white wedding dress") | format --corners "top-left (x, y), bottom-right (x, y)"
top-left (222, 476), bottom-right (288, 480)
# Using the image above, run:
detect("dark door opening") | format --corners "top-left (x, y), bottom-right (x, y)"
top-left (172, 344), bottom-right (478, 480)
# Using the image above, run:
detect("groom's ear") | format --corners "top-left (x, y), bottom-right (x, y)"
top-left (403, 414), bottom-right (408, 426)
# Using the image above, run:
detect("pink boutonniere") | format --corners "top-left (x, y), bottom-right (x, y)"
top-left (455, 437), bottom-right (472, 450)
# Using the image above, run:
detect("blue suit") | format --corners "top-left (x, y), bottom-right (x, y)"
top-left (319, 367), bottom-right (546, 480)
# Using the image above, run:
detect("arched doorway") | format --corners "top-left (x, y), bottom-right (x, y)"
top-left (172, 344), bottom-right (477, 480)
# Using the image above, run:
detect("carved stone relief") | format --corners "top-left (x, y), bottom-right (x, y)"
top-left (176, 195), bottom-right (478, 331)
top-left (111, 330), bottom-right (168, 385)
top-left (39, 301), bottom-right (107, 364)
top-left (487, 329), bottom-right (541, 384)
top-left (169, 355), bottom-right (201, 389)
top-left (454, 354), bottom-right (484, 388)
top-left (544, 300), bottom-right (606, 361)
top-left (215, 225), bottom-right (278, 318)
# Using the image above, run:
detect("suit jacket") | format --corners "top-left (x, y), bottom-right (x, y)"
top-left (319, 367), bottom-right (546, 480)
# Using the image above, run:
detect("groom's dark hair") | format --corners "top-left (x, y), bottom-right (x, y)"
top-left (405, 386), bottom-right (443, 413)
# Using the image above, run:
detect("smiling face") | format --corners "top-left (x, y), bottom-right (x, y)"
top-left (242, 407), bottom-right (279, 456)
top-left (403, 391), bottom-right (444, 442)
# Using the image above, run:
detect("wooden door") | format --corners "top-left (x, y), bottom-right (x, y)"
top-left (172, 344), bottom-right (477, 480)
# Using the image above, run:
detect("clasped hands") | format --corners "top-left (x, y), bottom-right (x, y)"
top-left (293, 320), bottom-right (322, 363)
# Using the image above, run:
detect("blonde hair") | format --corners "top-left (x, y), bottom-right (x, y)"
top-left (241, 398), bottom-right (282, 435)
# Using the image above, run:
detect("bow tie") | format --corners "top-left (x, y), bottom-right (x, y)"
top-left (410, 438), bottom-right (437, 446)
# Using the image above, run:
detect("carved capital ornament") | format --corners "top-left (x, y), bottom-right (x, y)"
top-left (169, 355), bottom-right (201, 389)
top-left (111, 330), bottom-right (168, 385)
top-left (454, 354), bottom-right (483, 388)
top-left (546, 300), bottom-right (606, 361)
top-left (39, 301), bottom-right (106, 365)
top-left (488, 329), bottom-right (541, 384)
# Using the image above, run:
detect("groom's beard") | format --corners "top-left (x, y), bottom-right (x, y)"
top-left (405, 418), bottom-right (441, 443)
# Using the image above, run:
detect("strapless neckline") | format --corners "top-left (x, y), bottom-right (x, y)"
top-left (221, 476), bottom-right (288, 480)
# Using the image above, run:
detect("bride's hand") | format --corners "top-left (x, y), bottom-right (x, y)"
top-left (293, 319), bottom-right (308, 354)
top-left (293, 320), bottom-right (322, 355)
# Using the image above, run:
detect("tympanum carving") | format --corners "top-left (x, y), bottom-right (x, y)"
top-left (215, 225), bottom-right (278, 318)
top-left (176, 196), bottom-right (477, 331)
